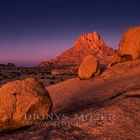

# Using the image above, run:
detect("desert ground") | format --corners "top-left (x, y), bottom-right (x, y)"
top-left (0, 67), bottom-right (76, 87)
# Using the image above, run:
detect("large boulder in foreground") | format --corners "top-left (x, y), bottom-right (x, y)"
top-left (0, 78), bottom-right (52, 132)
top-left (78, 55), bottom-right (99, 79)
top-left (118, 26), bottom-right (140, 59)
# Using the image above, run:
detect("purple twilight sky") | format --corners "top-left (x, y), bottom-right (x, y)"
top-left (0, 0), bottom-right (140, 66)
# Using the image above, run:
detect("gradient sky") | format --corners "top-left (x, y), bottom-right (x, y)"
top-left (0, 0), bottom-right (140, 66)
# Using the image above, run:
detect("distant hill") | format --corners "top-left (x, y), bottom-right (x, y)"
top-left (0, 63), bottom-right (16, 68)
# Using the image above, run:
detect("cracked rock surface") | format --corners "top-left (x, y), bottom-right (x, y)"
top-left (0, 60), bottom-right (140, 140)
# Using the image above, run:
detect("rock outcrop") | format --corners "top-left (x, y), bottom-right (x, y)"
top-left (38, 32), bottom-right (115, 67)
top-left (108, 54), bottom-right (132, 68)
top-left (0, 78), bottom-right (52, 132)
top-left (108, 26), bottom-right (140, 67)
top-left (118, 26), bottom-right (140, 59)
top-left (78, 55), bottom-right (99, 79)
top-left (47, 59), bottom-right (140, 114)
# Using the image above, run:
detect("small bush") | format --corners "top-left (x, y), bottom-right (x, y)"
top-left (49, 81), bottom-right (55, 85)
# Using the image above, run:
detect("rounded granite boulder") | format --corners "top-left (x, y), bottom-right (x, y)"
top-left (0, 78), bottom-right (52, 132)
top-left (78, 55), bottom-right (99, 79)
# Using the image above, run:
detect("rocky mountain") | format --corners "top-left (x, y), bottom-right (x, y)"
top-left (39, 32), bottom-right (115, 67)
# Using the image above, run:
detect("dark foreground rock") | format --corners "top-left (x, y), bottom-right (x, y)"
top-left (0, 60), bottom-right (140, 139)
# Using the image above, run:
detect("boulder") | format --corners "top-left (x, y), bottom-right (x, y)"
top-left (118, 26), bottom-right (140, 59)
top-left (0, 78), bottom-right (52, 132)
top-left (78, 55), bottom-right (99, 79)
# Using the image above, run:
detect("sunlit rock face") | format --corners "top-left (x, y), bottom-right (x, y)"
top-left (78, 55), bottom-right (99, 79)
top-left (0, 78), bottom-right (52, 132)
top-left (39, 32), bottom-right (115, 67)
top-left (118, 26), bottom-right (140, 59)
